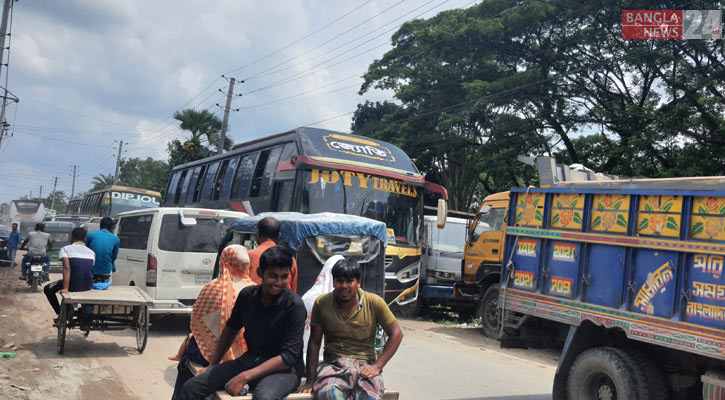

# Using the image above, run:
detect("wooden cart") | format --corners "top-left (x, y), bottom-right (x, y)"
top-left (54, 286), bottom-right (153, 355)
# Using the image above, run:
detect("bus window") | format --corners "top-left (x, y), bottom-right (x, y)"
top-left (213, 159), bottom-right (231, 201)
top-left (166, 171), bottom-right (182, 203)
top-left (231, 153), bottom-right (257, 200)
top-left (273, 180), bottom-right (295, 212)
top-left (218, 157), bottom-right (239, 200)
top-left (200, 161), bottom-right (220, 202)
top-left (184, 166), bottom-right (203, 204)
top-left (192, 165), bottom-right (208, 202)
top-left (275, 142), bottom-right (298, 180)
top-left (175, 170), bottom-right (190, 205)
top-left (250, 146), bottom-right (282, 198)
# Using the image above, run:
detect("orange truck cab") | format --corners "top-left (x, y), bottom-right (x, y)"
top-left (457, 191), bottom-right (509, 338)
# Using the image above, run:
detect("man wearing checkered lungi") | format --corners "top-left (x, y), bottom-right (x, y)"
top-left (298, 258), bottom-right (403, 400)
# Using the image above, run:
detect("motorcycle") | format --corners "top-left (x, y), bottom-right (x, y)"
top-left (24, 255), bottom-right (48, 292)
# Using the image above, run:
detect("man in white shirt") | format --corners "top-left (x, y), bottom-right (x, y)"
top-left (19, 223), bottom-right (52, 281)
top-left (44, 227), bottom-right (95, 315)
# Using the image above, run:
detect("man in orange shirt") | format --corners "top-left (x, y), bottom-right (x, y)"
top-left (248, 217), bottom-right (298, 292)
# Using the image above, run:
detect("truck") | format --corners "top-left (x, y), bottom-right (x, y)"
top-left (499, 178), bottom-right (725, 399)
top-left (415, 215), bottom-right (472, 317)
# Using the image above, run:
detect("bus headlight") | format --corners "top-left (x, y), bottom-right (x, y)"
top-left (396, 261), bottom-right (420, 283)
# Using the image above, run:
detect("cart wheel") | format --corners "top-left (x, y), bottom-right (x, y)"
top-left (57, 305), bottom-right (67, 355)
top-left (136, 306), bottom-right (149, 353)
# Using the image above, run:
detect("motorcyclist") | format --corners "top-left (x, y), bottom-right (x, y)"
top-left (19, 223), bottom-right (52, 282)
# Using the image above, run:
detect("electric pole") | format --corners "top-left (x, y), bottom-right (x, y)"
top-left (50, 176), bottom-right (58, 210)
top-left (218, 77), bottom-right (236, 155)
top-left (39, 185), bottom-right (42, 200)
top-left (113, 140), bottom-right (124, 184)
top-left (0, 0), bottom-right (16, 151)
top-left (71, 165), bottom-right (78, 199)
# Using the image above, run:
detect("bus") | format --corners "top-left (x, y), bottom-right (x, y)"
top-left (9, 199), bottom-right (45, 224)
top-left (163, 127), bottom-right (448, 307)
top-left (68, 186), bottom-right (161, 217)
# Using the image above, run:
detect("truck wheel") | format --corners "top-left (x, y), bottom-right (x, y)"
top-left (631, 350), bottom-right (669, 399)
top-left (479, 284), bottom-right (501, 339)
top-left (567, 347), bottom-right (649, 400)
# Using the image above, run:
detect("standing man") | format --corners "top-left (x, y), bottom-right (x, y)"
top-left (85, 217), bottom-right (119, 283)
top-left (178, 246), bottom-right (307, 400)
top-left (44, 227), bottom-right (95, 315)
top-left (19, 223), bottom-right (52, 280)
top-left (7, 223), bottom-right (21, 268)
top-left (248, 217), bottom-right (298, 292)
top-left (299, 258), bottom-right (404, 400)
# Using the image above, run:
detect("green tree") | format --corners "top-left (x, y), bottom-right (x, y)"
top-left (118, 157), bottom-right (171, 193)
top-left (355, 0), bottom-right (725, 210)
top-left (42, 191), bottom-right (67, 214)
top-left (168, 109), bottom-right (233, 168)
top-left (91, 174), bottom-right (115, 191)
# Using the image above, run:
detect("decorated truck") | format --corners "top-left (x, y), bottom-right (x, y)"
top-left (500, 178), bottom-right (725, 399)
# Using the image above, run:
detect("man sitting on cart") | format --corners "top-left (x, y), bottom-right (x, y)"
top-left (178, 245), bottom-right (306, 400)
top-left (44, 227), bottom-right (95, 315)
top-left (299, 258), bottom-right (403, 400)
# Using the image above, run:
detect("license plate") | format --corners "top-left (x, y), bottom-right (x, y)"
top-left (195, 275), bottom-right (212, 285)
top-left (30, 265), bottom-right (43, 272)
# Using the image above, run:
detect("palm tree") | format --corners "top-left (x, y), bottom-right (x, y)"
top-left (173, 109), bottom-right (224, 152)
top-left (91, 174), bottom-right (115, 190)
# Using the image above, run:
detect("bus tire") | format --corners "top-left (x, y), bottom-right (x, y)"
top-left (567, 347), bottom-right (649, 400)
top-left (479, 284), bottom-right (501, 339)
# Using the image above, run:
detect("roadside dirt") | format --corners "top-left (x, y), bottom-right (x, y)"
top-left (0, 263), bottom-right (137, 400)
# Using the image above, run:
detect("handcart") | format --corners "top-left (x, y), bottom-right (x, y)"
top-left (54, 286), bottom-right (153, 355)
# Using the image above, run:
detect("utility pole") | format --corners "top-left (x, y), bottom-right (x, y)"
top-left (39, 185), bottom-right (42, 200)
top-left (50, 176), bottom-right (58, 210)
top-left (113, 140), bottom-right (123, 184)
top-left (0, 0), bottom-right (14, 151)
top-left (71, 165), bottom-right (78, 199)
top-left (218, 77), bottom-right (236, 155)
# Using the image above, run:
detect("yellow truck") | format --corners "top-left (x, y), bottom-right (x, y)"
top-left (457, 191), bottom-right (509, 337)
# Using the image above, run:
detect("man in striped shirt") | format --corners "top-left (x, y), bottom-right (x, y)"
top-left (44, 227), bottom-right (95, 315)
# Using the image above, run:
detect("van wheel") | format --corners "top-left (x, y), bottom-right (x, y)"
top-left (479, 284), bottom-right (501, 338)
top-left (567, 347), bottom-right (649, 400)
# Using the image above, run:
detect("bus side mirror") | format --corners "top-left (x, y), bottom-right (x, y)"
top-left (436, 199), bottom-right (447, 229)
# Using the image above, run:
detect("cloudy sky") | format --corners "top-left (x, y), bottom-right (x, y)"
top-left (0, 0), bottom-right (475, 204)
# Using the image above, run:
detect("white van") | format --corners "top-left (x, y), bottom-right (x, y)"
top-left (112, 207), bottom-right (248, 314)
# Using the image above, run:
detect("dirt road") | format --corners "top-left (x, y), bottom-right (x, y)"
top-left (0, 264), bottom-right (559, 400)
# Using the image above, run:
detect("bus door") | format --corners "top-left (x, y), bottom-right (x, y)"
top-left (272, 142), bottom-right (299, 212)
top-left (248, 146), bottom-right (282, 214)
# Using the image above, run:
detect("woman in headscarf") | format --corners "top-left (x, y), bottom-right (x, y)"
top-left (171, 245), bottom-right (254, 399)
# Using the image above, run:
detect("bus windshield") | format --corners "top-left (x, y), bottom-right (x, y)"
top-left (14, 201), bottom-right (40, 214)
top-left (302, 169), bottom-right (421, 246)
top-left (110, 191), bottom-right (161, 215)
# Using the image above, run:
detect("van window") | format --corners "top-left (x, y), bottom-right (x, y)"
top-left (219, 157), bottom-right (239, 200)
top-left (432, 223), bottom-right (466, 252)
top-left (231, 153), bottom-right (257, 199)
top-left (200, 162), bottom-right (220, 202)
top-left (117, 214), bottom-right (153, 250)
top-left (157, 214), bottom-right (231, 253)
top-left (250, 147), bottom-right (282, 198)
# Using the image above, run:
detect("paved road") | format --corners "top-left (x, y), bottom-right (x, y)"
top-left (0, 266), bottom-right (559, 400)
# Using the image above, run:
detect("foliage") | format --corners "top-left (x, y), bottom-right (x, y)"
top-left (168, 109), bottom-right (233, 168)
top-left (354, 0), bottom-right (725, 210)
top-left (118, 157), bottom-right (171, 193)
top-left (91, 174), bottom-right (115, 191)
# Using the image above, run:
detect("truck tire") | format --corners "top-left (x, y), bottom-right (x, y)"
top-left (567, 347), bottom-right (649, 400)
top-left (479, 284), bottom-right (501, 339)
top-left (631, 350), bottom-right (669, 400)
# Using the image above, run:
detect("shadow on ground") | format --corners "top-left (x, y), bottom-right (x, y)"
top-left (447, 395), bottom-right (550, 400)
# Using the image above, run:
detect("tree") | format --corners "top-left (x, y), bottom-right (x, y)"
top-left (118, 157), bottom-right (171, 193)
top-left (354, 0), bottom-right (725, 210)
top-left (91, 174), bottom-right (115, 191)
top-left (168, 108), bottom-right (233, 168)
top-left (42, 191), bottom-right (67, 214)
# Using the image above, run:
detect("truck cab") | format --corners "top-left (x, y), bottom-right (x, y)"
top-left (457, 191), bottom-right (509, 337)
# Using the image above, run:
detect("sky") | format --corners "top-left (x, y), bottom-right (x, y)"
top-left (0, 0), bottom-right (476, 205)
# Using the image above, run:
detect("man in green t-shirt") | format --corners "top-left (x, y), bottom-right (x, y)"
top-left (298, 258), bottom-right (403, 399)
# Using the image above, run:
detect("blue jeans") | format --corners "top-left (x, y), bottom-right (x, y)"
top-left (21, 255), bottom-right (49, 275)
top-left (8, 248), bottom-right (17, 266)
